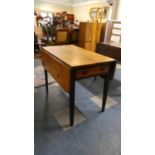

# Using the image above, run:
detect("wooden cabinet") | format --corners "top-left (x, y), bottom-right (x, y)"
top-left (78, 22), bottom-right (106, 52)
top-left (96, 42), bottom-right (121, 62)
top-left (66, 14), bottom-right (74, 24)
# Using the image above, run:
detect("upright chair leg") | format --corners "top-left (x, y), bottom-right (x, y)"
top-left (102, 74), bottom-right (109, 112)
top-left (44, 69), bottom-right (48, 92)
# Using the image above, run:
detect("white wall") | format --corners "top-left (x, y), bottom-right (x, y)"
top-left (34, 0), bottom-right (121, 21)
top-left (73, 2), bottom-right (112, 22)
top-left (34, 0), bottom-right (73, 14)
top-left (111, 0), bottom-right (121, 20)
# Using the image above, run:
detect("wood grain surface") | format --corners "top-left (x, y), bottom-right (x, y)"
top-left (41, 51), bottom-right (70, 92)
top-left (42, 45), bottom-right (115, 68)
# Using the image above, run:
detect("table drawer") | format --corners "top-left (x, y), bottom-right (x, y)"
top-left (76, 64), bottom-right (109, 79)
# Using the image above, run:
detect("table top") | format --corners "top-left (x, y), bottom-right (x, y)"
top-left (42, 45), bottom-right (115, 68)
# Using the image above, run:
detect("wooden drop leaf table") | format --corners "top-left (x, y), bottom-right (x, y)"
top-left (41, 45), bottom-right (116, 126)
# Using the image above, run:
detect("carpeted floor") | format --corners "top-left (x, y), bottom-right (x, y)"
top-left (34, 59), bottom-right (55, 87)
top-left (34, 58), bottom-right (121, 155)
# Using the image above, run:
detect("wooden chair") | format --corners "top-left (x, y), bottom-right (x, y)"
top-left (70, 29), bottom-right (79, 44)
top-left (54, 28), bottom-right (69, 45)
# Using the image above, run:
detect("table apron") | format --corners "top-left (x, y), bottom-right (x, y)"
top-left (75, 64), bottom-right (110, 79)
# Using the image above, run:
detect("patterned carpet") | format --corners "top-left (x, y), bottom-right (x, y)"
top-left (34, 58), bottom-right (121, 130)
top-left (34, 58), bottom-right (121, 155)
top-left (34, 59), bottom-right (55, 87)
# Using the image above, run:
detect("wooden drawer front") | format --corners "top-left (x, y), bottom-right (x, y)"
top-left (76, 64), bottom-right (109, 79)
top-left (41, 51), bottom-right (70, 92)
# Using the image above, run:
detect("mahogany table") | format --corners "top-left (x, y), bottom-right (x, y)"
top-left (41, 45), bottom-right (116, 126)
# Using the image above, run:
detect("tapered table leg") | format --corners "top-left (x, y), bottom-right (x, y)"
top-left (44, 69), bottom-right (48, 92)
top-left (102, 74), bottom-right (109, 112)
top-left (69, 70), bottom-right (75, 126)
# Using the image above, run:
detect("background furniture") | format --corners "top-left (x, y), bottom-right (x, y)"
top-left (96, 20), bottom-right (121, 62)
top-left (96, 42), bottom-right (121, 62)
top-left (54, 28), bottom-right (69, 45)
top-left (78, 22), bottom-right (106, 52)
top-left (34, 26), bottom-right (44, 39)
top-left (104, 20), bottom-right (121, 43)
top-left (69, 28), bottom-right (79, 44)
top-left (34, 26), bottom-right (46, 52)
top-left (34, 11), bottom-right (78, 47)
top-left (66, 14), bottom-right (74, 24)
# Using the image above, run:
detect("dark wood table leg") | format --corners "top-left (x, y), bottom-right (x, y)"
top-left (69, 70), bottom-right (75, 126)
top-left (102, 74), bottom-right (109, 112)
top-left (44, 69), bottom-right (48, 92)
